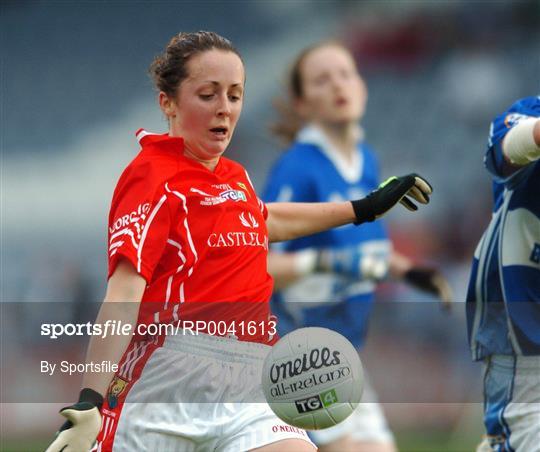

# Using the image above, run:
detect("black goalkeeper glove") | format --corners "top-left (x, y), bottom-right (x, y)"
top-left (404, 266), bottom-right (453, 311)
top-left (46, 388), bottom-right (103, 452)
top-left (351, 174), bottom-right (432, 224)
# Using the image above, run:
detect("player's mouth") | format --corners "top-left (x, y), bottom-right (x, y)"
top-left (335, 96), bottom-right (348, 107)
top-left (209, 127), bottom-right (229, 140)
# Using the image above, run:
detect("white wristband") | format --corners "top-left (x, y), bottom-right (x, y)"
top-left (503, 117), bottom-right (540, 165)
top-left (360, 255), bottom-right (390, 280)
top-left (293, 249), bottom-right (318, 276)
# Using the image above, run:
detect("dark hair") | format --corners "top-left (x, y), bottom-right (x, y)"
top-left (272, 40), bottom-right (349, 144)
top-left (149, 31), bottom-right (241, 98)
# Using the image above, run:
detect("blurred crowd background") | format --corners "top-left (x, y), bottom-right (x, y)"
top-left (2, 0), bottom-right (539, 450)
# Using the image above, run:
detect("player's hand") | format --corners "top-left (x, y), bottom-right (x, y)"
top-left (351, 174), bottom-right (432, 224)
top-left (316, 245), bottom-right (390, 281)
top-left (404, 266), bottom-right (453, 311)
top-left (46, 388), bottom-right (103, 452)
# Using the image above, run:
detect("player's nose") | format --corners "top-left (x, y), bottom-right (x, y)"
top-left (216, 94), bottom-right (232, 117)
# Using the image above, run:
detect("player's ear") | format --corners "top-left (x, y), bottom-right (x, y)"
top-left (159, 91), bottom-right (177, 118)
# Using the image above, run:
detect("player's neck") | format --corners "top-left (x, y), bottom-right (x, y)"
top-left (183, 147), bottom-right (220, 172)
top-left (318, 122), bottom-right (359, 161)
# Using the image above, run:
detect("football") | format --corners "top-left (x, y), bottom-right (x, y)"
top-left (261, 327), bottom-right (363, 430)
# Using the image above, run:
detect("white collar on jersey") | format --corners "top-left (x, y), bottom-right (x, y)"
top-left (296, 124), bottom-right (364, 183)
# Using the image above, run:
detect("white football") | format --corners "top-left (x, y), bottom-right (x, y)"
top-left (261, 327), bottom-right (363, 430)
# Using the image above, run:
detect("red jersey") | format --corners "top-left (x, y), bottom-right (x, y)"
top-left (107, 130), bottom-right (275, 343)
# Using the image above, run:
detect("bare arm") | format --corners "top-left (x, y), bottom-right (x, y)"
top-left (269, 244), bottom-right (392, 291)
top-left (266, 174), bottom-right (432, 243)
top-left (266, 202), bottom-right (356, 243)
top-left (81, 259), bottom-right (146, 396)
top-left (45, 260), bottom-right (146, 452)
top-left (389, 251), bottom-right (413, 278)
top-left (267, 251), bottom-right (308, 290)
top-left (265, 174), bottom-right (433, 288)
top-left (269, 247), bottom-right (452, 309)
top-left (269, 246), bottom-right (401, 291)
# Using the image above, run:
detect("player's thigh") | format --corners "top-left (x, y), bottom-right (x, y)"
top-left (318, 436), bottom-right (396, 452)
top-left (250, 438), bottom-right (316, 452)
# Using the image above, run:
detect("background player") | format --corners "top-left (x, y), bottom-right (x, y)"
top-left (466, 96), bottom-right (540, 452)
top-left (263, 41), bottom-right (452, 452)
top-left (45, 31), bottom-right (433, 452)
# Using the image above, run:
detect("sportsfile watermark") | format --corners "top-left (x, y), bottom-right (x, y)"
top-left (40, 319), bottom-right (277, 339)
top-left (1, 302), bottom-right (484, 403)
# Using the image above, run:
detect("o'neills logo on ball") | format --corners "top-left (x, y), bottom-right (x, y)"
top-left (267, 347), bottom-right (352, 398)
top-left (270, 348), bottom-right (341, 384)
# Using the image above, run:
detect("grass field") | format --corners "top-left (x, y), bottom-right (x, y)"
top-left (396, 429), bottom-right (480, 451)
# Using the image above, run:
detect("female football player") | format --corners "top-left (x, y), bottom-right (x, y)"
top-left (466, 96), bottom-right (540, 452)
top-left (46, 32), bottom-right (432, 452)
top-left (264, 41), bottom-right (452, 452)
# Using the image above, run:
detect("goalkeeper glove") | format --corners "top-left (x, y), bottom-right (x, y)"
top-left (46, 388), bottom-right (103, 452)
top-left (404, 266), bottom-right (453, 311)
top-left (351, 174), bottom-right (432, 224)
top-left (316, 245), bottom-right (390, 281)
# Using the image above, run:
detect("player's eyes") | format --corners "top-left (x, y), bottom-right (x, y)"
top-left (313, 74), bottom-right (330, 86)
top-left (199, 94), bottom-right (214, 101)
top-left (229, 95), bottom-right (242, 102)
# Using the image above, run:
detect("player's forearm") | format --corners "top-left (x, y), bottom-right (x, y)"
top-left (389, 251), bottom-right (413, 279)
top-left (81, 260), bottom-right (146, 396)
top-left (81, 300), bottom-right (140, 396)
top-left (266, 202), bottom-right (355, 243)
top-left (267, 252), bottom-right (306, 289)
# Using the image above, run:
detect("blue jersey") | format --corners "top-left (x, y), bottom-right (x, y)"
top-left (466, 96), bottom-right (540, 359)
top-left (263, 126), bottom-right (391, 348)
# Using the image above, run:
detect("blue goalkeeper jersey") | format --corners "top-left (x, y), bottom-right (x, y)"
top-left (466, 96), bottom-right (540, 359)
top-left (263, 125), bottom-right (391, 348)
